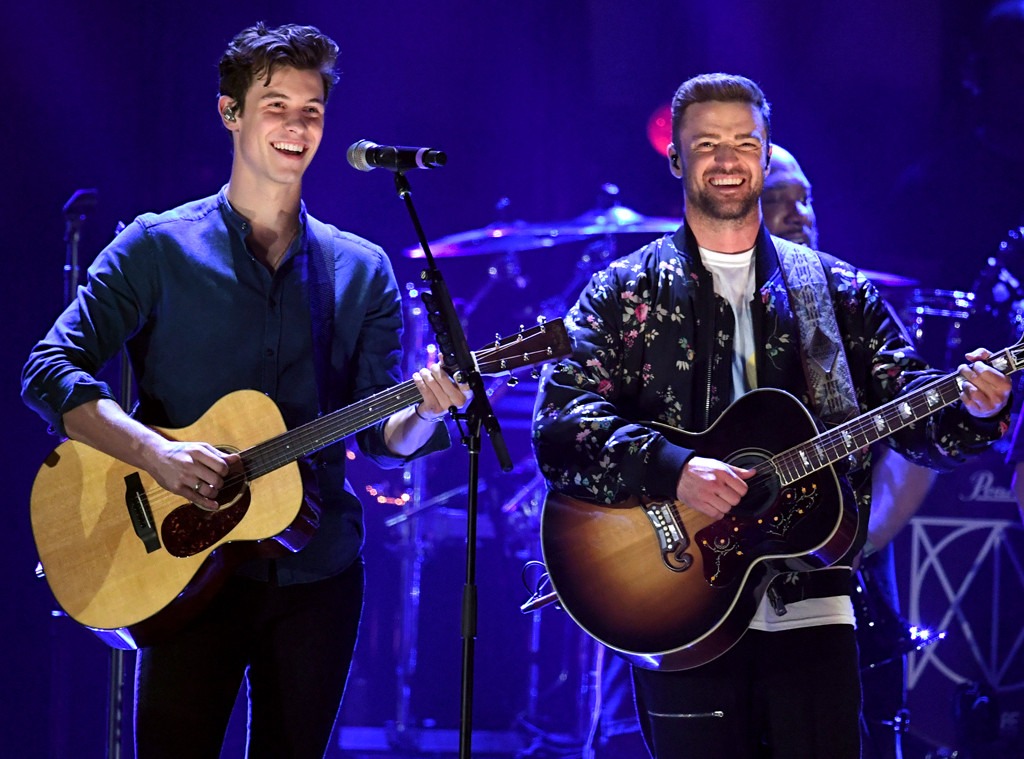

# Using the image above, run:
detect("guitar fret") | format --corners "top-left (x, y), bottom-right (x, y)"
top-left (759, 347), bottom-right (1023, 508)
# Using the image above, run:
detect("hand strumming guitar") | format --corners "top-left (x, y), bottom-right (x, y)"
top-left (676, 456), bottom-right (756, 520)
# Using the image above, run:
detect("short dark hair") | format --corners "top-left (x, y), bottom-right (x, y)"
top-left (218, 22), bottom-right (340, 114)
top-left (671, 73), bottom-right (772, 149)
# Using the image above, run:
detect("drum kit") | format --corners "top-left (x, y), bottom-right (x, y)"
top-left (386, 195), bottom-right (1024, 752)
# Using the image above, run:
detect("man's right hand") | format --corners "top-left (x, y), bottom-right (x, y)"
top-left (676, 456), bottom-right (755, 520)
top-left (64, 398), bottom-right (238, 512)
top-left (146, 439), bottom-right (240, 512)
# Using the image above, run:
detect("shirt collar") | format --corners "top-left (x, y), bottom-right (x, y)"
top-left (215, 185), bottom-right (309, 262)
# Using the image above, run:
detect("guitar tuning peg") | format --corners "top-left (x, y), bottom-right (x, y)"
top-left (537, 315), bottom-right (548, 324)
top-left (531, 368), bottom-right (541, 379)
top-left (506, 376), bottom-right (519, 388)
top-left (494, 332), bottom-right (502, 343)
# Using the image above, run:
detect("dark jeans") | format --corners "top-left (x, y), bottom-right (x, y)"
top-left (633, 624), bottom-right (862, 758)
top-left (134, 559), bottom-right (364, 758)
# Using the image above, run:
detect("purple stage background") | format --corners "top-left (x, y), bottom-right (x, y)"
top-left (4, 2), bottom-right (1024, 756)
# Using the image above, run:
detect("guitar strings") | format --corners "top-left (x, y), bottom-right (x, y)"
top-left (133, 337), bottom-right (555, 515)
top-left (139, 340), bottom-right (1014, 518)
top-left (756, 347), bottom-right (1010, 489)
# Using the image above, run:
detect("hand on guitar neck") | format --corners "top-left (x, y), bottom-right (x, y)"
top-left (384, 362), bottom-right (471, 457)
top-left (958, 347), bottom-right (1012, 419)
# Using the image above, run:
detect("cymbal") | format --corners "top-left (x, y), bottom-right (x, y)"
top-left (404, 221), bottom-right (586, 258)
top-left (404, 204), bottom-right (679, 258)
top-left (861, 269), bottom-right (919, 288)
top-left (532, 205), bottom-right (679, 237)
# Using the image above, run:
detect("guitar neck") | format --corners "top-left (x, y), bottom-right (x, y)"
top-left (770, 346), bottom-right (1019, 486)
top-left (230, 316), bottom-right (572, 482)
top-left (240, 380), bottom-right (423, 480)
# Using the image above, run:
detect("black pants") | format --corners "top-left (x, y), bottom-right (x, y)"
top-left (134, 559), bottom-right (364, 758)
top-left (632, 625), bottom-right (862, 758)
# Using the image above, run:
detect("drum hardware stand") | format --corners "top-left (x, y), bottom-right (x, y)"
top-left (385, 291), bottom-right (434, 742)
top-left (386, 168), bottom-right (513, 759)
top-left (63, 189), bottom-right (97, 306)
top-left (518, 564), bottom-right (607, 757)
top-left (386, 479), bottom-right (481, 739)
top-left (44, 191), bottom-right (132, 759)
top-left (855, 556), bottom-right (945, 759)
top-left (111, 219), bottom-right (134, 759)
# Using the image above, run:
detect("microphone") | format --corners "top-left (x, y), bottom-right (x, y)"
top-left (347, 139), bottom-right (447, 172)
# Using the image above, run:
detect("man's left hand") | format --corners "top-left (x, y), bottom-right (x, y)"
top-left (958, 348), bottom-right (1012, 418)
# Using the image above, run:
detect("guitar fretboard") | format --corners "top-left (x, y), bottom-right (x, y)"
top-left (223, 318), bottom-right (569, 483)
top-left (241, 381), bottom-right (424, 479)
top-left (764, 347), bottom-right (1018, 486)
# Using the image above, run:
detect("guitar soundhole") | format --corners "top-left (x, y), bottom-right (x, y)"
top-left (727, 449), bottom-right (778, 518)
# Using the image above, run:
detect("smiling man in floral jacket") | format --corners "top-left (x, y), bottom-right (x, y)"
top-left (531, 73), bottom-right (1012, 759)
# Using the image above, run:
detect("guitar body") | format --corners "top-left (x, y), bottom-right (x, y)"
top-left (541, 388), bottom-right (859, 671)
top-left (30, 389), bottom-right (311, 648)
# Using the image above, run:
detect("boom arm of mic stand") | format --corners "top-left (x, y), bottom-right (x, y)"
top-left (393, 172), bottom-right (513, 472)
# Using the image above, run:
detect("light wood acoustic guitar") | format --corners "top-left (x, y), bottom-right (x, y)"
top-left (31, 319), bottom-right (569, 649)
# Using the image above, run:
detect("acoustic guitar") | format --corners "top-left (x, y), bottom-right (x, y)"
top-left (541, 339), bottom-right (1020, 671)
top-left (31, 319), bottom-right (569, 649)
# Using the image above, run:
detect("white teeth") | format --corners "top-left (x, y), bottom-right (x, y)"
top-left (273, 142), bottom-right (304, 153)
top-left (710, 177), bottom-right (742, 186)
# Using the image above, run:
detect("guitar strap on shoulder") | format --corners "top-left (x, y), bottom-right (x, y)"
top-left (304, 215), bottom-right (336, 416)
top-left (774, 239), bottom-right (859, 427)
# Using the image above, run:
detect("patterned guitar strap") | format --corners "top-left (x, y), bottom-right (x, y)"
top-left (774, 239), bottom-right (861, 446)
top-left (772, 239), bottom-right (861, 610)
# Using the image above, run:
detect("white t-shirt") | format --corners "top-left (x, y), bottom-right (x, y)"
top-left (699, 246), bottom-right (855, 631)
top-left (699, 247), bottom-right (757, 400)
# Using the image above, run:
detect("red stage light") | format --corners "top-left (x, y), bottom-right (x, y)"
top-left (646, 103), bottom-right (672, 157)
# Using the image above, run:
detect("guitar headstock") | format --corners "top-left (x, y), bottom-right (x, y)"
top-left (475, 318), bottom-right (571, 376)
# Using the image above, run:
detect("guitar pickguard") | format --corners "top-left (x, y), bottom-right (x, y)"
top-left (696, 480), bottom-right (821, 587)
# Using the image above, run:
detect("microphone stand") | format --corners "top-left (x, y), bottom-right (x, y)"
top-left (391, 170), bottom-right (512, 759)
top-left (62, 189), bottom-right (98, 306)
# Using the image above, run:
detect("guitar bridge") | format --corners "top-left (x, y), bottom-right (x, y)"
top-left (642, 501), bottom-right (693, 572)
top-left (124, 472), bottom-right (161, 553)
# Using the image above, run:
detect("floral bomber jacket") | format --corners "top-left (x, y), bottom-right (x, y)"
top-left (531, 223), bottom-right (1009, 556)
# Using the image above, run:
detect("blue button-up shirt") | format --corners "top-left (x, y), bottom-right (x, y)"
top-left (22, 187), bottom-right (448, 583)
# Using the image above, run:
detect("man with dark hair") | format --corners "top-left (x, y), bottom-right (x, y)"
top-left (532, 72), bottom-right (1011, 758)
top-left (22, 22), bottom-right (467, 757)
